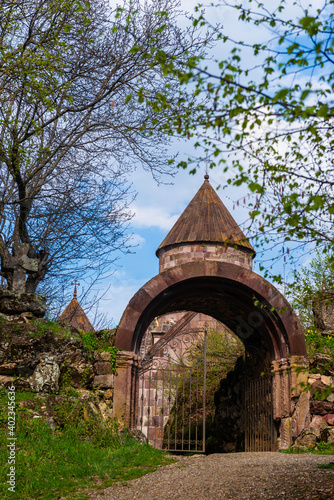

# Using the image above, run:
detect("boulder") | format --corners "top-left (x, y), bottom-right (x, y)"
top-left (122, 429), bottom-right (148, 445)
top-left (94, 361), bottom-right (114, 375)
top-left (328, 428), bottom-right (334, 444)
top-left (99, 352), bottom-right (112, 361)
top-left (28, 354), bottom-right (60, 392)
top-left (92, 374), bottom-right (114, 389)
top-left (0, 291), bottom-right (46, 317)
top-left (320, 427), bottom-right (334, 444)
top-left (291, 391), bottom-right (310, 438)
top-left (104, 389), bottom-right (113, 400)
top-left (308, 415), bottom-right (328, 438)
top-left (294, 429), bottom-right (318, 449)
top-left (311, 379), bottom-right (326, 396)
top-left (321, 375), bottom-right (333, 386)
top-left (324, 414), bottom-right (334, 425)
top-left (310, 400), bottom-right (334, 416)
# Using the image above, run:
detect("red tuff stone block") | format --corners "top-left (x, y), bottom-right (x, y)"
top-left (324, 414), bottom-right (334, 425)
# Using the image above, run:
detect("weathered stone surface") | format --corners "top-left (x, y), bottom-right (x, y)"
top-left (324, 414), bottom-right (334, 425)
top-left (99, 352), bottom-right (112, 361)
top-left (60, 351), bottom-right (94, 389)
top-left (313, 296), bottom-right (334, 332)
top-left (28, 354), bottom-right (60, 392)
top-left (310, 400), bottom-right (334, 416)
top-left (311, 380), bottom-right (326, 395)
top-left (92, 374), bottom-right (114, 389)
top-left (291, 391), bottom-right (310, 438)
top-left (97, 401), bottom-right (113, 421)
top-left (104, 389), bottom-right (113, 400)
top-left (327, 392), bottom-right (334, 402)
top-left (0, 291), bottom-right (46, 316)
top-left (321, 375), bottom-right (333, 386)
top-left (294, 429), bottom-right (318, 449)
top-left (0, 327), bottom-right (95, 391)
top-left (320, 427), bottom-right (334, 444)
top-left (279, 418), bottom-right (293, 450)
top-left (0, 375), bottom-right (14, 386)
top-left (328, 428), bottom-right (334, 444)
top-left (290, 356), bottom-right (309, 398)
top-left (115, 260), bottom-right (306, 358)
top-left (0, 363), bottom-right (18, 375)
top-left (94, 361), bottom-right (113, 375)
top-left (88, 401), bottom-right (100, 415)
top-left (123, 429), bottom-right (148, 445)
top-left (308, 416), bottom-right (328, 438)
top-left (309, 354), bottom-right (334, 376)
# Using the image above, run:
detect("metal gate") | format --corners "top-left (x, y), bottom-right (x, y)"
top-left (244, 351), bottom-right (277, 451)
top-left (137, 327), bottom-right (207, 453)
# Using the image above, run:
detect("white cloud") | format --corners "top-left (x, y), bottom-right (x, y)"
top-left (97, 278), bottom-right (149, 327)
top-left (132, 205), bottom-right (179, 231)
top-left (127, 233), bottom-right (146, 248)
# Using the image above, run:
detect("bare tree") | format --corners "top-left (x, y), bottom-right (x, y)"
top-left (0, 0), bottom-right (208, 294)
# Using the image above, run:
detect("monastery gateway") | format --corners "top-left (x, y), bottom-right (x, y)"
top-left (113, 175), bottom-right (309, 452)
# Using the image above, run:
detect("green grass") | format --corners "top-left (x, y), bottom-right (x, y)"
top-left (305, 330), bottom-right (334, 361)
top-left (282, 442), bottom-right (334, 455)
top-left (0, 390), bottom-right (174, 500)
top-left (318, 462), bottom-right (334, 470)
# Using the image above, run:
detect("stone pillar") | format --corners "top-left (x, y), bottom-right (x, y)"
top-left (272, 356), bottom-right (310, 450)
top-left (271, 359), bottom-right (282, 421)
top-left (113, 351), bottom-right (139, 428)
top-left (272, 359), bottom-right (291, 419)
top-left (290, 356), bottom-right (310, 439)
top-left (280, 358), bottom-right (291, 418)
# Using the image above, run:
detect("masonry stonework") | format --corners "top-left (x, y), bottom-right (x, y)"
top-left (158, 243), bottom-right (253, 273)
top-left (115, 176), bottom-right (310, 451)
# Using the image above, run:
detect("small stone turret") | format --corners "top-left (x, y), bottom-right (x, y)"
top-left (58, 281), bottom-right (94, 333)
top-left (156, 175), bottom-right (255, 273)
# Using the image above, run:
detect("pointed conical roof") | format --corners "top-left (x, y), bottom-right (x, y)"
top-left (156, 175), bottom-right (255, 256)
top-left (58, 286), bottom-right (94, 333)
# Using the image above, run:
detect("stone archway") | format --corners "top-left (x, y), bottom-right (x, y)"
top-left (114, 260), bottom-right (309, 450)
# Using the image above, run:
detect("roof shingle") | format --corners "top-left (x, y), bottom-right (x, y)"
top-left (156, 176), bottom-right (255, 256)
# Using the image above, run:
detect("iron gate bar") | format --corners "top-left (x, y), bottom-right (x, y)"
top-left (202, 329), bottom-right (207, 453)
top-left (245, 375), bottom-right (276, 452)
top-left (188, 368), bottom-right (192, 451)
top-left (137, 328), bottom-right (207, 453)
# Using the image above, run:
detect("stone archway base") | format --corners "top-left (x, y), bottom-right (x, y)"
top-left (273, 356), bottom-right (310, 449)
top-left (113, 352), bottom-right (310, 450)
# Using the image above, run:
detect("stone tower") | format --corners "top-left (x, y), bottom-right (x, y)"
top-left (156, 174), bottom-right (255, 273)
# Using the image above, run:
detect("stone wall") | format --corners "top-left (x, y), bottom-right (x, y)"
top-left (292, 354), bottom-right (334, 449)
top-left (0, 317), bottom-right (116, 424)
top-left (158, 243), bottom-right (253, 273)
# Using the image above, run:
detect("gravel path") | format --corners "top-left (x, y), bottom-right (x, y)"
top-left (88, 452), bottom-right (334, 500)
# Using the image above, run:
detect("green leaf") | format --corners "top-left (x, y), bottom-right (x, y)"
top-left (248, 182), bottom-right (264, 194)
